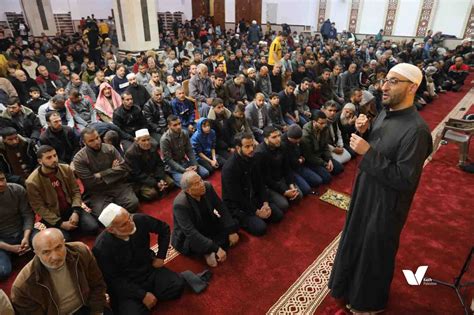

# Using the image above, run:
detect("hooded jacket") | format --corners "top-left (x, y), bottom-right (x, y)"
top-left (191, 118), bottom-right (216, 160)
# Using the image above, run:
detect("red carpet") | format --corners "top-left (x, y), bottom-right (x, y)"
top-left (0, 78), bottom-right (472, 314)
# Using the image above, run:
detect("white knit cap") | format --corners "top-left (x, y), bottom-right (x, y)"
top-left (388, 63), bottom-right (423, 86)
top-left (126, 73), bottom-right (136, 80)
top-left (343, 103), bottom-right (356, 112)
top-left (98, 203), bottom-right (122, 227)
top-left (135, 128), bottom-right (150, 138)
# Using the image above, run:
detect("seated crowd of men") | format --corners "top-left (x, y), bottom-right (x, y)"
top-left (0, 15), bottom-right (471, 314)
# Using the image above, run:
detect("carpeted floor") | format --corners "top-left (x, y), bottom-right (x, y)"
top-left (0, 79), bottom-right (472, 314)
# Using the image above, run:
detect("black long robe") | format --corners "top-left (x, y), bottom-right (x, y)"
top-left (328, 105), bottom-right (433, 311)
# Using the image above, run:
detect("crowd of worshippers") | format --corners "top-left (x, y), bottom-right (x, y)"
top-left (0, 15), bottom-right (472, 314)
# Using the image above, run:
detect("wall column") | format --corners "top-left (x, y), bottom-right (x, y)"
top-left (20, 0), bottom-right (57, 37)
top-left (112, 0), bottom-right (159, 52)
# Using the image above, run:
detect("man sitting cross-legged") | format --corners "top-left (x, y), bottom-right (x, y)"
top-left (172, 171), bottom-right (239, 267)
top-left (125, 129), bottom-right (174, 201)
top-left (221, 132), bottom-right (284, 236)
top-left (73, 127), bottom-right (139, 217)
top-left (93, 204), bottom-right (187, 315)
top-left (26, 145), bottom-right (99, 241)
top-left (0, 170), bottom-right (35, 280)
top-left (160, 115), bottom-right (209, 187)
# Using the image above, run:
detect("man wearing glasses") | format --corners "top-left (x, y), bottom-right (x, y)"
top-left (328, 63), bottom-right (433, 314)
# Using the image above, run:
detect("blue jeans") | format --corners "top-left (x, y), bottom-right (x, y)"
top-left (169, 161), bottom-right (210, 187)
top-left (308, 158), bottom-right (344, 184)
top-left (291, 166), bottom-right (323, 195)
top-left (0, 230), bottom-right (37, 279)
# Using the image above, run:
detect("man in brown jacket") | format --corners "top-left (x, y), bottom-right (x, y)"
top-left (11, 228), bottom-right (109, 315)
top-left (26, 145), bottom-right (99, 241)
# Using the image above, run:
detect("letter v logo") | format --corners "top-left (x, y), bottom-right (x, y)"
top-left (403, 266), bottom-right (428, 285)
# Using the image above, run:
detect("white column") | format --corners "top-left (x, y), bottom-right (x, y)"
top-left (113, 0), bottom-right (160, 52)
top-left (20, 0), bottom-right (58, 36)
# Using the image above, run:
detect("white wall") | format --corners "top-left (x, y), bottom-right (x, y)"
top-left (225, 0), bottom-right (235, 23)
top-left (156, 0), bottom-right (192, 20)
top-left (51, 0), bottom-right (112, 19)
top-left (392, 0), bottom-right (421, 36)
top-left (432, 0), bottom-right (470, 38)
top-left (327, 0), bottom-right (351, 32)
top-left (261, 0), bottom-right (317, 27)
top-left (0, 0), bottom-right (22, 20)
top-left (358, 0), bottom-right (387, 34)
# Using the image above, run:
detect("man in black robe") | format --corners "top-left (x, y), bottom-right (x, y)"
top-left (328, 63), bottom-right (433, 314)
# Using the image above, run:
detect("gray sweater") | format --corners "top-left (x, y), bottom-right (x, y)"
top-left (0, 183), bottom-right (34, 237)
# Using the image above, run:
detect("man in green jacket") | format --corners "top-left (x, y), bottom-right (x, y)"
top-left (301, 110), bottom-right (344, 184)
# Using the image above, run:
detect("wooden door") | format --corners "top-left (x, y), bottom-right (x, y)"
top-left (192, 0), bottom-right (210, 19)
top-left (213, 0), bottom-right (225, 28)
top-left (235, 0), bottom-right (262, 25)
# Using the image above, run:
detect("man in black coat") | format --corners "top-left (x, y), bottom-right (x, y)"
top-left (125, 129), bottom-right (174, 201)
top-left (172, 171), bottom-right (239, 267)
top-left (0, 97), bottom-right (42, 143)
top-left (126, 73), bottom-right (150, 109)
top-left (221, 131), bottom-right (284, 236)
top-left (39, 111), bottom-right (79, 164)
top-left (0, 128), bottom-right (37, 186)
top-left (93, 204), bottom-right (185, 315)
top-left (142, 88), bottom-right (173, 145)
top-left (255, 126), bottom-right (302, 209)
top-left (113, 91), bottom-right (148, 151)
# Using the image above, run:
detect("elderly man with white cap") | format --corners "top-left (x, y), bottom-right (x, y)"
top-left (92, 203), bottom-right (185, 315)
top-left (125, 72), bottom-right (150, 109)
top-left (328, 63), bottom-right (433, 314)
top-left (125, 128), bottom-right (174, 201)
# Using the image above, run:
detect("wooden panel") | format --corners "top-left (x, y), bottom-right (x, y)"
top-left (235, 0), bottom-right (261, 25)
top-left (192, 0), bottom-right (210, 19)
top-left (213, 0), bottom-right (225, 29)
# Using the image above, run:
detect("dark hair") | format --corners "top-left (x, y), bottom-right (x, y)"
top-left (37, 145), bottom-right (56, 159)
top-left (7, 96), bottom-right (20, 106)
top-left (286, 80), bottom-right (297, 88)
top-left (80, 127), bottom-right (98, 139)
top-left (167, 114), bottom-right (180, 125)
top-left (350, 87), bottom-right (363, 97)
top-left (313, 110), bottom-right (327, 121)
top-left (269, 92), bottom-right (279, 100)
top-left (69, 89), bottom-right (81, 98)
top-left (121, 91), bottom-right (133, 99)
top-left (29, 86), bottom-right (40, 93)
top-left (234, 131), bottom-right (254, 147)
top-left (263, 125), bottom-right (279, 138)
top-left (45, 110), bottom-right (60, 123)
top-left (0, 127), bottom-right (18, 137)
top-left (234, 103), bottom-right (246, 113)
top-left (322, 100), bottom-right (338, 109)
top-left (211, 98), bottom-right (224, 107)
top-left (322, 68), bottom-right (331, 73)
top-left (301, 77), bottom-right (312, 84)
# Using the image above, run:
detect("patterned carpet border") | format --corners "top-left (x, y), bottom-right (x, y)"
top-left (266, 233), bottom-right (341, 315)
top-left (267, 88), bottom-right (473, 314)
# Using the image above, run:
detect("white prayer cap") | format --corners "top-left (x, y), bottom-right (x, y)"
top-left (388, 63), bottom-right (423, 86)
top-left (135, 128), bottom-right (150, 138)
top-left (343, 103), bottom-right (356, 112)
top-left (252, 20), bottom-right (257, 25)
top-left (126, 73), bottom-right (136, 80)
top-left (98, 203), bottom-right (123, 227)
